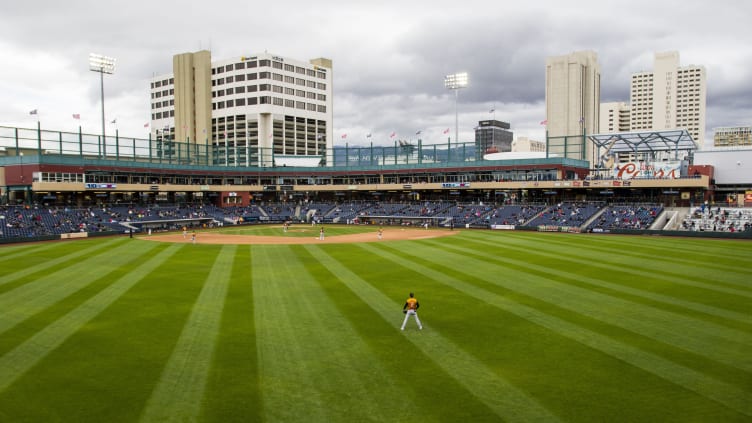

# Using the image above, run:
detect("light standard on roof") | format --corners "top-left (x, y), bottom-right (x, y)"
top-left (444, 72), bottom-right (468, 145)
top-left (89, 53), bottom-right (116, 157)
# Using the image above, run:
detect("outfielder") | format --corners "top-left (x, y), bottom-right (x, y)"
top-left (401, 292), bottom-right (423, 330)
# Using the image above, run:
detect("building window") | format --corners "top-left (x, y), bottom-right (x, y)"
top-left (248, 85), bottom-right (258, 92)
top-left (273, 97), bottom-right (284, 106)
top-left (259, 59), bottom-right (270, 67)
top-left (235, 62), bottom-right (245, 69)
top-left (236, 86), bottom-right (246, 93)
top-left (273, 73), bottom-right (283, 81)
top-left (285, 99), bottom-right (295, 108)
top-left (317, 105), bottom-right (326, 113)
top-left (260, 96), bottom-right (271, 104)
top-left (260, 84), bottom-right (271, 91)
top-left (296, 66), bottom-right (305, 74)
top-left (248, 73), bottom-right (257, 80)
top-left (259, 71), bottom-right (271, 79)
top-left (247, 61), bottom-right (257, 68)
top-left (296, 89), bottom-right (305, 97)
top-left (317, 71), bottom-right (326, 79)
top-left (296, 101), bottom-right (305, 109)
top-left (226, 99), bottom-right (234, 107)
top-left (272, 61), bottom-right (283, 69)
top-left (307, 103), bottom-right (316, 111)
top-left (249, 97), bottom-right (258, 105)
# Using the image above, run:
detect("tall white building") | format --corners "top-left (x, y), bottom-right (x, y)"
top-left (630, 51), bottom-right (706, 146)
top-left (511, 136), bottom-right (546, 153)
top-left (150, 51), bottom-right (333, 166)
top-left (599, 102), bottom-right (631, 133)
top-left (545, 50), bottom-right (601, 163)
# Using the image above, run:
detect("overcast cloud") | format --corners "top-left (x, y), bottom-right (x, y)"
top-left (1, 0), bottom-right (750, 148)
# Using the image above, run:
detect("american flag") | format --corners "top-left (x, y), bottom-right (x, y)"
top-left (415, 130), bottom-right (421, 135)
top-left (29, 109), bottom-right (38, 115)
top-left (443, 128), bottom-right (450, 134)
top-left (72, 114), bottom-right (80, 119)
top-left (540, 120), bottom-right (548, 125)
top-left (341, 133), bottom-right (347, 139)
top-left (389, 132), bottom-right (396, 138)
top-left (144, 122), bottom-right (150, 128)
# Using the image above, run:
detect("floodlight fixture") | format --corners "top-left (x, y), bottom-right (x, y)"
top-left (445, 72), bottom-right (468, 145)
top-left (89, 53), bottom-right (116, 156)
top-left (444, 72), bottom-right (468, 90)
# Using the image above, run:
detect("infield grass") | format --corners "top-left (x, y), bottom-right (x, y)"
top-left (0, 228), bottom-right (750, 422)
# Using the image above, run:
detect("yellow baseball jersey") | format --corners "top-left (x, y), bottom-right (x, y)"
top-left (406, 298), bottom-right (418, 310)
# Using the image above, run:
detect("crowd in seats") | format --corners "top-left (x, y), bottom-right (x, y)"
top-left (484, 205), bottom-right (548, 226)
top-left (526, 202), bottom-right (605, 228)
top-left (0, 205), bottom-right (120, 238)
top-left (587, 205), bottom-right (664, 231)
top-left (3, 201), bottom-right (749, 240)
top-left (680, 206), bottom-right (752, 232)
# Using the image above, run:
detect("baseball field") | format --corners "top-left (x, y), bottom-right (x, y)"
top-left (0, 225), bottom-right (751, 422)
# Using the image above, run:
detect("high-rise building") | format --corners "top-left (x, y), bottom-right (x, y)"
top-left (150, 51), bottom-right (333, 166)
top-left (713, 126), bottom-right (752, 147)
top-left (630, 51), bottom-right (706, 147)
top-left (511, 136), bottom-right (546, 153)
top-left (545, 50), bottom-right (601, 163)
top-left (474, 120), bottom-right (513, 155)
top-left (599, 102), bottom-right (631, 133)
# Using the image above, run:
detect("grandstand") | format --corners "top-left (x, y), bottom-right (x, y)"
top-left (1, 124), bottom-right (751, 242)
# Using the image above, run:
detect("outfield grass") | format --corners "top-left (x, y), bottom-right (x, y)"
top-left (0, 229), bottom-right (751, 422)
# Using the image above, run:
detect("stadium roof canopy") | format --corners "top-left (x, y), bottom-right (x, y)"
top-left (588, 129), bottom-right (698, 155)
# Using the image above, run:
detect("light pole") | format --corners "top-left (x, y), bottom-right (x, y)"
top-left (89, 53), bottom-right (116, 157)
top-left (444, 72), bottom-right (468, 145)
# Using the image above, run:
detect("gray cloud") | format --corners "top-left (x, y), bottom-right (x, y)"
top-left (1, 0), bottom-right (750, 146)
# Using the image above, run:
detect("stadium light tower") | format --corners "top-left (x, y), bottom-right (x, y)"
top-left (444, 72), bottom-right (468, 144)
top-left (89, 53), bottom-right (116, 156)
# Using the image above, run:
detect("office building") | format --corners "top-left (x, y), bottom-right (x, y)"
top-left (512, 136), bottom-right (546, 153)
top-left (474, 120), bottom-right (513, 155)
top-left (150, 50), bottom-right (333, 166)
top-left (545, 50), bottom-right (601, 163)
top-left (599, 102), bottom-right (631, 133)
top-left (630, 51), bottom-right (706, 147)
top-left (713, 126), bottom-right (752, 147)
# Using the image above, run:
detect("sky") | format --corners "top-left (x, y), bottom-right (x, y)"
top-left (1, 0), bottom-right (750, 149)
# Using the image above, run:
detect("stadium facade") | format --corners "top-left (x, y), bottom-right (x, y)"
top-left (1, 49), bottom-right (749, 214)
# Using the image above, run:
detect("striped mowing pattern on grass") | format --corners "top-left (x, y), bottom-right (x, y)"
top-left (0, 239), bottom-right (158, 336)
top-left (0, 230), bottom-right (750, 422)
top-left (304, 245), bottom-right (561, 422)
top-left (355, 241), bottom-right (752, 418)
top-left (0, 238), bottom-right (124, 288)
top-left (0, 244), bottom-right (182, 392)
top-left (418, 237), bottom-right (752, 372)
top-left (140, 245), bottom-right (237, 423)
top-left (252, 245), bottom-right (414, 422)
